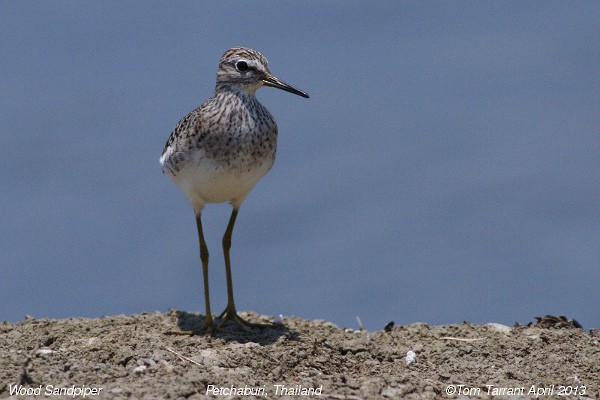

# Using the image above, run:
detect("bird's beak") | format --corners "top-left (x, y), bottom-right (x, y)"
top-left (263, 75), bottom-right (309, 98)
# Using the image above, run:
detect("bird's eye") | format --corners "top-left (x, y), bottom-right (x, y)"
top-left (235, 61), bottom-right (249, 72)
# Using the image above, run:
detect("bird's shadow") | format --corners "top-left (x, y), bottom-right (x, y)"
top-left (172, 310), bottom-right (298, 345)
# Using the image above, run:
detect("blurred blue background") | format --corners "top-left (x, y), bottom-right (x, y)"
top-left (2, 2), bottom-right (599, 331)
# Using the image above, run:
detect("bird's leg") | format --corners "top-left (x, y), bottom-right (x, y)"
top-left (167, 212), bottom-right (214, 335)
top-left (218, 208), bottom-right (267, 329)
top-left (196, 212), bottom-right (215, 331)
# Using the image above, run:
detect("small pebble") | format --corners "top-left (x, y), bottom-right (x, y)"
top-left (484, 322), bottom-right (511, 334)
top-left (142, 358), bottom-right (156, 367)
top-left (36, 348), bottom-right (55, 356)
top-left (132, 365), bottom-right (147, 374)
top-left (273, 314), bottom-right (284, 325)
top-left (384, 321), bottom-right (394, 332)
top-left (159, 360), bottom-right (174, 373)
top-left (406, 350), bottom-right (417, 366)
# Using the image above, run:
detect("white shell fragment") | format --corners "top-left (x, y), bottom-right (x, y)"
top-left (36, 348), bottom-right (56, 356)
top-left (406, 350), bottom-right (417, 366)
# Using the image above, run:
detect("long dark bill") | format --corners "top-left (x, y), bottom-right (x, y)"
top-left (263, 76), bottom-right (309, 98)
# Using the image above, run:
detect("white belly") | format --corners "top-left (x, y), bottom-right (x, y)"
top-left (163, 150), bottom-right (273, 211)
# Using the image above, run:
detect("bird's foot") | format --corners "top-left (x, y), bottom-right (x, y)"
top-left (217, 307), bottom-right (269, 331)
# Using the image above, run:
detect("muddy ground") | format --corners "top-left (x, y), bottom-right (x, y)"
top-left (1, 311), bottom-right (598, 399)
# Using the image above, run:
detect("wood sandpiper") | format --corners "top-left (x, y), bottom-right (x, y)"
top-left (160, 47), bottom-right (309, 333)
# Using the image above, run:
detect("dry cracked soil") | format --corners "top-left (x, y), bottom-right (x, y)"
top-left (1, 311), bottom-right (598, 399)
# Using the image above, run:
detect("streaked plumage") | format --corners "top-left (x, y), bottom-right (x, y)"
top-left (160, 47), bottom-right (308, 333)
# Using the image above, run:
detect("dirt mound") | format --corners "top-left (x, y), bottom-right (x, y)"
top-left (1, 311), bottom-right (598, 399)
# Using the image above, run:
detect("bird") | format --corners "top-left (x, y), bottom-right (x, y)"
top-left (160, 47), bottom-right (309, 333)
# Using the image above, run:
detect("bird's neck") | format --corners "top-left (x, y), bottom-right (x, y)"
top-left (213, 85), bottom-right (267, 120)
top-left (215, 82), bottom-right (259, 98)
